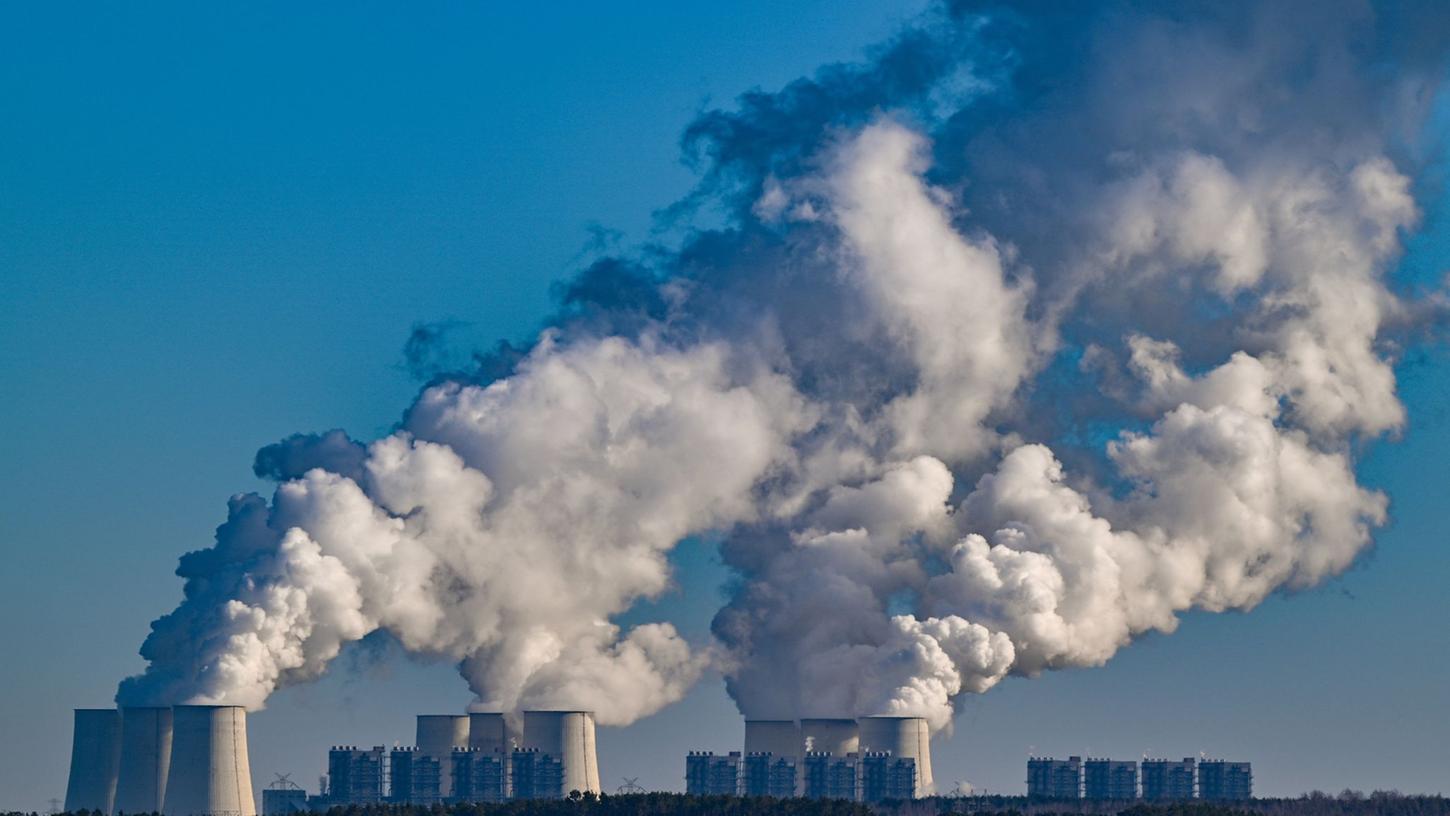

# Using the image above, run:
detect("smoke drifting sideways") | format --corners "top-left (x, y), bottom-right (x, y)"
top-left (118, 0), bottom-right (1450, 735)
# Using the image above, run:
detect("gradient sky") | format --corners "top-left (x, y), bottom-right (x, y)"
top-left (2, 3), bottom-right (1448, 810)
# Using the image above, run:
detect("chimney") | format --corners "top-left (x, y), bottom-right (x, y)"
top-left (64, 709), bottom-right (121, 814)
top-left (858, 715), bottom-right (934, 797)
top-left (162, 706), bottom-right (255, 816)
top-left (521, 711), bottom-right (601, 796)
top-left (115, 706), bottom-right (174, 815)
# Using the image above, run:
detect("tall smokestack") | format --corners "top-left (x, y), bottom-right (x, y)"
top-left (64, 709), bottom-right (121, 815)
top-left (467, 712), bottom-right (511, 755)
top-left (858, 716), bottom-right (933, 797)
top-left (115, 706), bottom-right (174, 815)
top-left (798, 718), bottom-right (858, 756)
top-left (521, 711), bottom-right (600, 796)
top-left (162, 705), bottom-right (255, 816)
top-left (415, 715), bottom-right (469, 797)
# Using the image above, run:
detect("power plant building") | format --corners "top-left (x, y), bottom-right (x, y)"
top-left (451, 748), bottom-right (508, 803)
top-left (860, 752), bottom-right (916, 802)
top-left (520, 710), bottom-right (601, 796)
top-left (1027, 756), bottom-right (1083, 798)
top-left (1142, 757), bottom-right (1197, 800)
top-left (1199, 760), bottom-right (1253, 800)
top-left (858, 716), bottom-right (932, 798)
top-left (802, 752), bottom-right (859, 800)
top-left (389, 748), bottom-right (442, 805)
top-left (1084, 758), bottom-right (1138, 799)
top-left (511, 748), bottom-right (564, 799)
top-left (686, 751), bottom-right (742, 795)
top-left (326, 746), bottom-right (385, 805)
top-left (741, 752), bottom-right (797, 798)
top-left (416, 715), bottom-right (469, 798)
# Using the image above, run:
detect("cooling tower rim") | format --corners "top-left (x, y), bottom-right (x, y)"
top-left (170, 703), bottom-right (245, 708)
top-left (799, 717), bottom-right (858, 724)
top-left (743, 718), bottom-right (796, 723)
top-left (118, 705), bottom-right (171, 711)
top-left (520, 709), bottom-right (596, 715)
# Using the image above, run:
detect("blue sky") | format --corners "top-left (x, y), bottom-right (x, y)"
top-left (1, 2), bottom-right (1447, 808)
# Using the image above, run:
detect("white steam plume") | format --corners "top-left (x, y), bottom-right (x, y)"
top-left (120, 0), bottom-right (1448, 736)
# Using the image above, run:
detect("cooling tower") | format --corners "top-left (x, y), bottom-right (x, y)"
top-left (64, 709), bottom-right (121, 814)
top-left (115, 706), bottom-right (174, 815)
top-left (744, 719), bottom-right (800, 761)
top-left (521, 711), bottom-right (601, 796)
top-left (416, 714), bottom-right (469, 796)
top-left (162, 705), bottom-right (255, 816)
top-left (858, 716), bottom-right (933, 797)
top-left (799, 718), bottom-right (859, 756)
top-left (467, 712), bottom-right (512, 754)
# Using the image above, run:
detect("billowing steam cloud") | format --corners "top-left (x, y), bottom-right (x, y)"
top-left (120, 0), bottom-right (1450, 735)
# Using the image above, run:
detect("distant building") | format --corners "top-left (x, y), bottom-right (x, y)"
top-left (860, 752), bottom-right (916, 802)
top-left (389, 748), bottom-right (442, 805)
top-left (685, 751), bottom-right (741, 795)
top-left (1084, 759), bottom-right (1138, 799)
top-left (1027, 756), bottom-right (1082, 799)
top-left (802, 752), bottom-right (859, 800)
top-left (327, 746), bottom-right (385, 805)
top-left (451, 747), bottom-right (509, 803)
top-left (511, 748), bottom-right (564, 800)
top-left (1198, 761), bottom-right (1252, 800)
top-left (261, 788), bottom-right (308, 816)
top-left (740, 751), bottom-right (798, 798)
top-left (1142, 757), bottom-right (1196, 800)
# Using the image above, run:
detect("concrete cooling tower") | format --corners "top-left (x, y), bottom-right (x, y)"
top-left (115, 706), bottom-right (174, 815)
top-left (521, 711), bottom-right (600, 796)
top-left (799, 718), bottom-right (859, 756)
top-left (467, 712), bottom-right (512, 755)
top-left (416, 714), bottom-right (469, 796)
top-left (64, 709), bottom-right (121, 814)
top-left (744, 719), bottom-right (800, 762)
top-left (162, 706), bottom-right (255, 816)
top-left (858, 716), bottom-right (933, 796)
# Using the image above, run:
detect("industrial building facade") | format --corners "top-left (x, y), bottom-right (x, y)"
top-left (1084, 758), bottom-right (1139, 799)
top-left (741, 752), bottom-right (797, 797)
top-left (308, 711), bottom-right (595, 807)
top-left (1142, 758), bottom-right (1198, 799)
top-left (1027, 756), bottom-right (1083, 798)
top-left (1030, 755), bottom-right (1251, 801)
top-left (687, 716), bottom-right (926, 802)
top-left (1198, 760), bottom-right (1253, 800)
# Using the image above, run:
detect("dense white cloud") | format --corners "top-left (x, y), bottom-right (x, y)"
top-left (120, 1), bottom-right (1443, 735)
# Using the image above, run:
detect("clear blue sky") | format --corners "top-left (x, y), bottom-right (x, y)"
top-left (1, 3), bottom-right (1447, 809)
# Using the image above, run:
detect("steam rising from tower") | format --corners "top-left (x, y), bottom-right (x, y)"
top-left (111, 0), bottom-right (1450, 741)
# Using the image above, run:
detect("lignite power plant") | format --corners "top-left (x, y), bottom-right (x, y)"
top-left (687, 716), bottom-right (934, 802)
top-left (63, 707), bottom-right (606, 815)
top-left (65, 706), bottom-right (254, 816)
